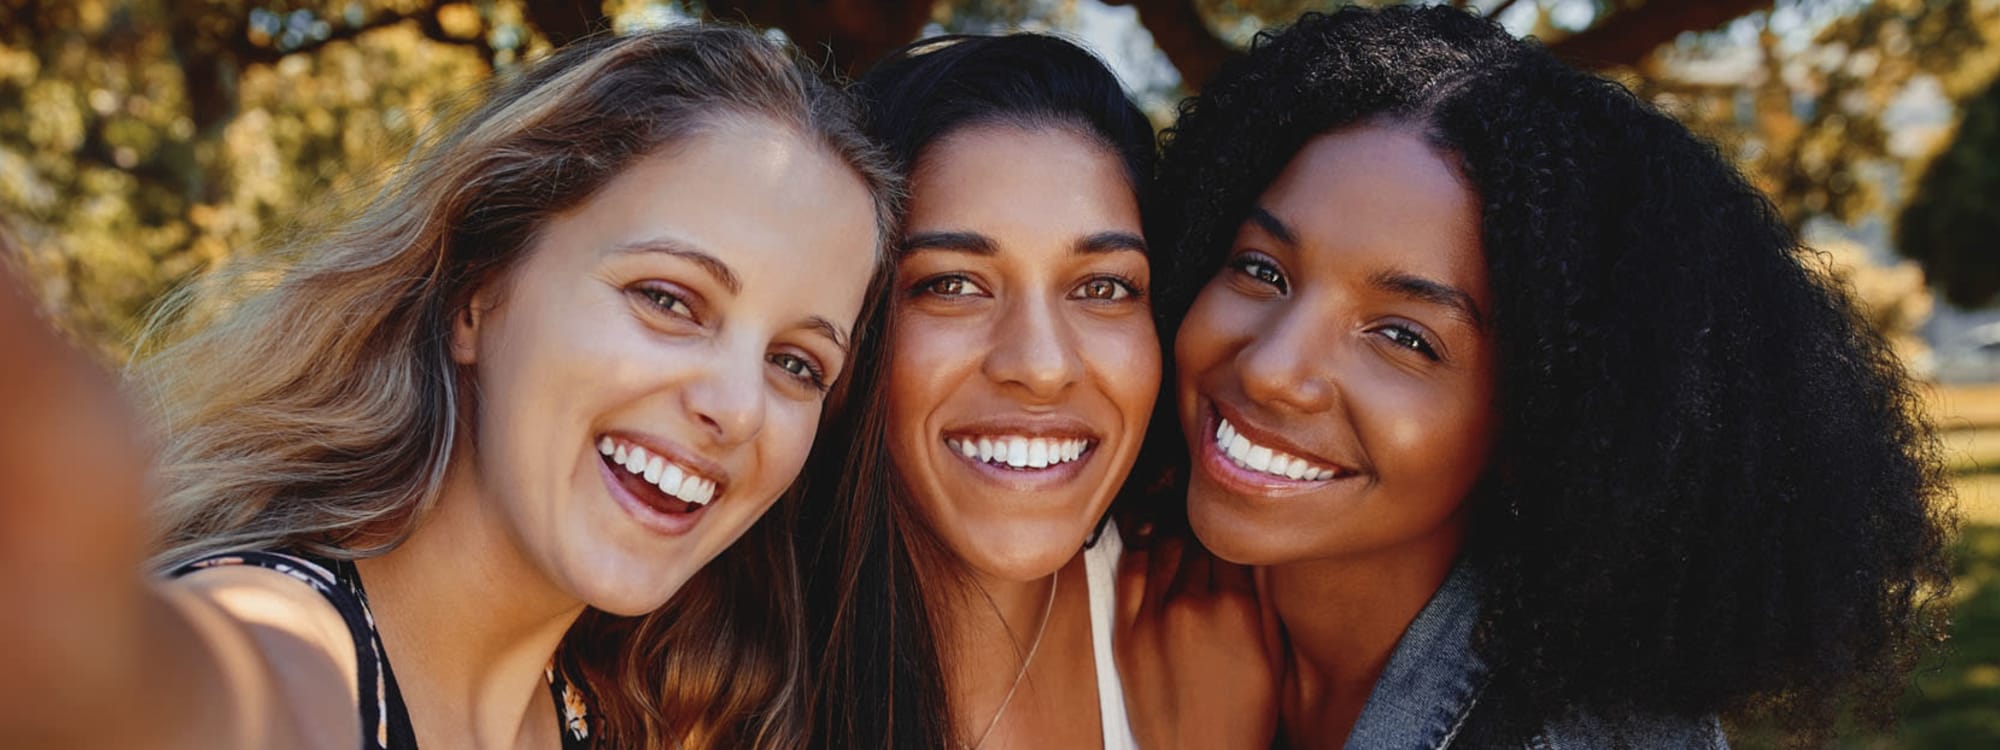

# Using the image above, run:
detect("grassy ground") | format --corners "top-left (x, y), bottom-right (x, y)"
top-left (1734, 386), bottom-right (2000, 747)
top-left (1863, 385), bottom-right (2000, 747)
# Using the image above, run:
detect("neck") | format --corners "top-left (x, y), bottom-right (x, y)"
top-left (1270, 522), bottom-right (1463, 750)
top-left (353, 459), bottom-right (585, 749)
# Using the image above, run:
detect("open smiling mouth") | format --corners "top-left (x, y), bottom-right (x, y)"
top-left (944, 435), bottom-right (1096, 472)
top-left (1203, 406), bottom-right (1360, 487)
top-left (598, 436), bottom-right (720, 516)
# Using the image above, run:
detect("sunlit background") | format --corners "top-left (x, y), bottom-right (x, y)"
top-left (2, 1), bottom-right (1996, 745)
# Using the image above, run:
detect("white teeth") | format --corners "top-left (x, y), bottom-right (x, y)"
top-left (1225, 432), bottom-right (1251, 462)
top-left (1246, 445), bottom-right (1273, 473)
top-left (658, 464), bottom-right (685, 496)
top-left (1213, 418), bottom-right (1340, 482)
top-left (602, 437), bottom-right (718, 508)
top-left (946, 435), bottom-right (1094, 470)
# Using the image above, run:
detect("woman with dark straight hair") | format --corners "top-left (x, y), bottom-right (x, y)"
top-left (0, 25), bottom-right (896, 750)
top-left (1120, 5), bottom-right (1956, 749)
top-left (797, 33), bottom-right (1162, 749)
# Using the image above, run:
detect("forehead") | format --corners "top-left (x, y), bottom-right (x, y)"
top-left (904, 124), bottom-right (1139, 236)
top-left (1258, 126), bottom-right (1484, 286)
top-left (534, 120), bottom-right (880, 325)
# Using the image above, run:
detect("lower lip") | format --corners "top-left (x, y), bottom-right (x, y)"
top-left (947, 441), bottom-right (1096, 492)
top-left (597, 453), bottom-right (707, 537)
top-left (1195, 407), bottom-right (1348, 497)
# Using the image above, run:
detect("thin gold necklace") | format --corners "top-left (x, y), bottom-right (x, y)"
top-left (963, 569), bottom-right (1059, 750)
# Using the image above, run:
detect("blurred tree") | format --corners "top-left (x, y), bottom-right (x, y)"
top-left (1900, 74), bottom-right (2000, 308)
top-left (4, 0), bottom-right (1997, 359)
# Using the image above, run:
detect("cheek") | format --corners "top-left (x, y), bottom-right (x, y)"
top-left (884, 311), bottom-right (983, 447)
top-left (1081, 316), bottom-right (1162, 417)
top-left (757, 403), bottom-right (826, 493)
top-left (1363, 370), bottom-right (1496, 499)
top-left (1174, 287), bottom-right (1246, 392)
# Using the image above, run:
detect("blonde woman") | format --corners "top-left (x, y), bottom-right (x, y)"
top-left (0, 25), bottom-right (895, 750)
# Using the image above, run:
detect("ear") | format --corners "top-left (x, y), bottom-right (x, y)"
top-left (449, 289), bottom-right (490, 366)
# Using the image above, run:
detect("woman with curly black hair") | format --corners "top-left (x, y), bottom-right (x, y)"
top-left (1121, 5), bottom-right (1956, 748)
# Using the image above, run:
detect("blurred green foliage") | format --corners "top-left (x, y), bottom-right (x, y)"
top-left (1901, 75), bottom-right (2000, 308)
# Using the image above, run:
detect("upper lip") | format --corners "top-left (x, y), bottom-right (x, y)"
top-left (1206, 397), bottom-right (1365, 475)
top-left (602, 429), bottom-right (732, 494)
top-left (941, 413), bottom-right (1102, 443)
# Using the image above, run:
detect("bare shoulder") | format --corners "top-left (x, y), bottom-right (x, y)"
top-left (164, 564), bottom-right (363, 750)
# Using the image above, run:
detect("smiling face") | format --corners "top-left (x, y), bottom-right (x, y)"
top-left (1176, 124), bottom-right (1497, 568)
top-left (888, 124), bottom-right (1159, 582)
top-left (450, 118), bottom-right (880, 616)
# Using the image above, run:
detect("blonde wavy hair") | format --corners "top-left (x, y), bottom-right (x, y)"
top-left (130, 25), bottom-right (898, 749)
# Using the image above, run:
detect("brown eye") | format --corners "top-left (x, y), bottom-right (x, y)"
top-left (918, 274), bottom-right (985, 298)
top-left (1070, 276), bottom-right (1138, 302)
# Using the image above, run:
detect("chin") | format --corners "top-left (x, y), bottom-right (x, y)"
top-left (1186, 483), bottom-right (1292, 567)
top-left (958, 525), bottom-right (1086, 582)
top-left (561, 553), bottom-right (700, 617)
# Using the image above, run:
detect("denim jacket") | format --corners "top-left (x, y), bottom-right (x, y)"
top-left (1339, 562), bottom-right (1729, 750)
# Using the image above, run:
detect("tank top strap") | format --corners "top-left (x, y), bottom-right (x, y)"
top-left (169, 550), bottom-right (418, 749)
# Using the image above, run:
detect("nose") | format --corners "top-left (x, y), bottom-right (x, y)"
top-left (1236, 306), bottom-right (1338, 414)
top-left (981, 292), bottom-right (1083, 402)
top-left (680, 340), bottom-right (768, 447)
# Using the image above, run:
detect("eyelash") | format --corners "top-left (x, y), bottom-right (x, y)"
top-left (1071, 274), bottom-right (1145, 302)
top-left (912, 273), bottom-right (1147, 302)
top-left (1373, 324), bottom-right (1442, 362)
top-left (1230, 255), bottom-right (1289, 294)
top-left (635, 285), bottom-right (696, 320)
top-left (633, 285), bottom-right (830, 392)
top-left (769, 352), bottom-right (830, 392)
top-left (914, 273), bottom-right (985, 299)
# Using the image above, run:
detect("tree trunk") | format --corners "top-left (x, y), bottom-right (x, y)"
top-left (706, 0), bottom-right (936, 77)
top-left (1547, 0), bottom-right (1775, 69)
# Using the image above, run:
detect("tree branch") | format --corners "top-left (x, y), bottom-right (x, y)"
top-left (232, 8), bottom-right (437, 66)
top-left (521, 0), bottom-right (609, 48)
top-left (1108, 0), bottom-right (1238, 91)
top-left (1487, 0), bottom-right (1524, 21)
top-left (704, 0), bottom-right (933, 77)
top-left (1547, 0), bottom-right (1773, 69)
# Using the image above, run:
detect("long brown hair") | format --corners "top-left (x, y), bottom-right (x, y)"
top-left (133, 25), bottom-right (898, 748)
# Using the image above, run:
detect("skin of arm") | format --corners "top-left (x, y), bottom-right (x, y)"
top-left (1114, 531), bottom-right (1282, 750)
top-left (0, 266), bottom-right (358, 750)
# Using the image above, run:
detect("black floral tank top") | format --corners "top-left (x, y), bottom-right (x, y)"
top-left (169, 551), bottom-right (595, 749)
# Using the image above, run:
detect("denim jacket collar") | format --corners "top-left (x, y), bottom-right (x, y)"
top-left (1341, 559), bottom-right (1487, 750)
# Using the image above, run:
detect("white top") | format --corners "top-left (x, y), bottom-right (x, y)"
top-left (1084, 523), bottom-right (1142, 750)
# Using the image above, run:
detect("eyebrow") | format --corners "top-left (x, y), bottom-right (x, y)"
top-left (611, 238), bottom-right (741, 295)
top-left (901, 230), bottom-right (1148, 257)
top-left (805, 316), bottom-right (851, 358)
top-left (901, 231), bottom-right (995, 256)
top-left (1247, 207), bottom-right (1299, 246)
top-left (1076, 231), bottom-right (1148, 255)
top-left (1370, 270), bottom-right (1486, 328)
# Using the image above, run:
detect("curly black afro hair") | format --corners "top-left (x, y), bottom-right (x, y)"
top-left (1150, 5), bottom-right (1956, 742)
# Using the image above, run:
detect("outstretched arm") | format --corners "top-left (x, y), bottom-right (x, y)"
top-left (0, 264), bottom-right (355, 750)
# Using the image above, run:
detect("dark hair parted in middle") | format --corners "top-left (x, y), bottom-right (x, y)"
top-left (1152, 5), bottom-right (1953, 743)
top-left (794, 33), bottom-right (1157, 750)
